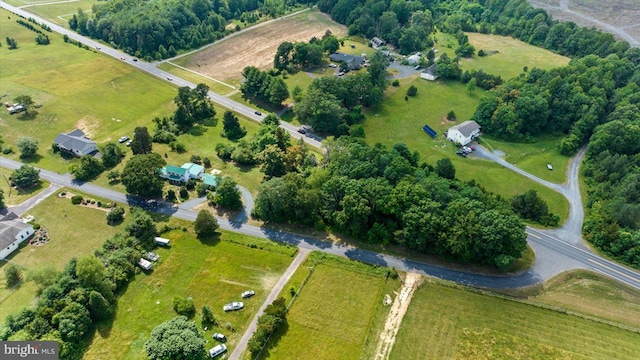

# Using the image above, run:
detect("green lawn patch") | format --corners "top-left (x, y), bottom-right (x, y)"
top-left (83, 229), bottom-right (296, 359)
top-left (391, 281), bottom-right (640, 360)
top-left (0, 188), bottom-right (127, 322)
top-left (261, 252), bottom-right (397, 360)
top-left (20, 0), bottom-right (97, 26)
top-left (0, 167), bottom-right (49, 206)
top-left (363, 76), bottom-right (569, 222)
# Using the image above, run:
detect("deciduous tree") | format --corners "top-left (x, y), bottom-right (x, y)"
top-left (194, 210), bottom-right (219, 238)
top-left (121, 153), bottom-right (166, 198)
top-left (145, 316), bottom-right (206, 360)
top-left (16, 137), bottom-right (38, 158)
top-left (11, 165), bottom-right (39, 188)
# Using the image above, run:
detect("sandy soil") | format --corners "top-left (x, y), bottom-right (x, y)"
top-left (373, 272), bottom-right (423, 360)
top-left (182, 11), bottom-right (347, 80)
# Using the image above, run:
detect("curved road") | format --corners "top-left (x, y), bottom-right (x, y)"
top-left (1, 156), bottom-right (638, 290)
top-left (0, 1), bottom-right (323, 150)
top-left (1, 3), bottom-right (639, 290)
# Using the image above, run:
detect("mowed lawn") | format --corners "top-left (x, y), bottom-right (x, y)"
top-left (260, 255), bottom-right (397, 360)
top-left (84, 229), bottom-right (296, 360)
top-left (0, 189), bottom-right (127, 322)
top-left (0, 167), bottom-right (49, 206)
top-left (363, 78), bottom-right (569, 220)
top-left (391, 281), bottom-right (640, 360)
top-left (17, 0), bottom-right (98, 26)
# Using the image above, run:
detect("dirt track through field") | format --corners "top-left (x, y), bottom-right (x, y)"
top-left (181, 11), bottom-right (346, 80)
top-left (374, 272), bottom-right (423, 360)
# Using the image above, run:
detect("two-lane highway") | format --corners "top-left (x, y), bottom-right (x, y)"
top-left (0, 1), bottom-right (323, 150)
top-left (2, 156), bottom-right (639, 290)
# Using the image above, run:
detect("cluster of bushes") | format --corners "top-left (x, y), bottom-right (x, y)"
top-left (240, 66), bottom-right (289, 107)
top-left (5, 37), bottom-right (18, 49)
top-left (248, 297), bottom-right (287, 356)
top-left (62, 34), bottom-right (91, 50)
top-left (511, 190), bottom-right (559, 226)
top-left (16, 19), bottom-right (50, 45)
top-left (273, 31), bottom-right (340, 71)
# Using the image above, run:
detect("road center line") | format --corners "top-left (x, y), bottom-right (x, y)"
top-left (588, 259), bottom-right (639, 283)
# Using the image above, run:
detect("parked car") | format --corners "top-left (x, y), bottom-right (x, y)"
top-left (462, 146), bottom-right (473, 153)
top-left (146, 252), bottom-right (160, 262)
top-left (547, 163), bottom-right (553, 170)
top-left (8, 104), bottom-right (25, 114)
top-left (456, 150), bottom-right (467, 158)
top-left (241, 290), bottom-right (255, 299)
top-left (223, 302), bottom-right (244, 312)
top-left (209, 344), bottom-right (227, 358)
top-left (212, 333), bottom-right (226, 342)
top-left (328, 63), bottom-right (337, 68)
top-left (118, 136), bottom-right (130, 143)
top-left (126, 140), bottom-right (132, 147)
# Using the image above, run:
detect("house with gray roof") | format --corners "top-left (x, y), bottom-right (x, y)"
top-left (53, 129), bottom-right (98, 157)
top-left (329, 52), bottom-right (364, 70)
top-left (370, 37), bottom-right (386, 49)
top-left (0, 213), bottom-right (35, 260)
top-left (420, 63), bottom-right (439, 81)
top-left (446, 121), bottom-right (481, 146)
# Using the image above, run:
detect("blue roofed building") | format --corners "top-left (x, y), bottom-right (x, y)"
top-left (181, 163), bottom-right (204, 180)
top-left (160, 165), bottom-right (189, 183)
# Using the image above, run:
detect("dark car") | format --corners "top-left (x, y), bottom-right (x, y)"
top-left (254, 111), bottom-right (262, 116)
top-left (456, 150), bottom-right (467, 158)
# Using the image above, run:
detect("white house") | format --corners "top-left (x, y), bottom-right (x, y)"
top-left (0, 213), bottom-right (35, 260)
top-left (370, 37), bottom-right (386, 49)
top-left (53, 129), bottom-right (98, 157)
top-left (181, 163), bottom-right (204, 180)
top-left (446, 120), bottom-right (481, 146)
top-left (160, 165), bottom-right (189, 183)
top-left (420, 63), bottom-right (439, 81)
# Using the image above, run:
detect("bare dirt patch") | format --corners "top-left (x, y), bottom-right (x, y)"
top-left (181, 11), bottom-right (347, 80)
top-left (374, 272), bottom-right (423, 360)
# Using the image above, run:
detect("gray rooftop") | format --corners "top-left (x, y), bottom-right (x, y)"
top-left (0, 213), bottom-right (32, 249)
top-left (53, 129), bottom-right (96, 153)
top-left (329, 52), bottom-right (364, 64)
top-left (450, 120), bottom-right (481, 137)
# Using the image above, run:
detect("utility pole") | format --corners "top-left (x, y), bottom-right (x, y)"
top-left (2, 174), bottom-right (11, 197)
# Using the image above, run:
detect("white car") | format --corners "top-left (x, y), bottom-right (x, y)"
top-left (146, 252), bottom-right (160, 262)
top-left (241, 290), bottom-right (255, 299)
top-left (223, 301), bottom-right (244, 312)
top-left (212, 333), bottom-right (226, 342)
top-left (118, 136), bottom-right (129, 143)
top-left (167, 76), bottom-right (173, 81)
top-left (209, 344), bottom-right (227, 358)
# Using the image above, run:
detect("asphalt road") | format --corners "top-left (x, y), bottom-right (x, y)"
top-left (0, 1), bottom-right (324, 150)
top-left (1, 2), bottom-right (639, 290)
top-left (2, 156), bottom-right (639, 290)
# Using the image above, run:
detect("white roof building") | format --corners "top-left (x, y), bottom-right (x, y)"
top-left (446, 121), bottom-right (481, 146)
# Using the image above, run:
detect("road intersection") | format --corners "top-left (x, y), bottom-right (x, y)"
top-left (0, 1), bottom-right (639, 291)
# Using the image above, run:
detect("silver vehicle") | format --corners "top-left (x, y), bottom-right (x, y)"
top-left (241, 290), bottom-right (255, 299)
top-left (223, 301), bottom-right (244, 312)
top-left (209, 344), bottom-right (227, 358)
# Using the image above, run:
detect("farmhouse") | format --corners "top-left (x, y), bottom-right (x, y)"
top-left (329, 52), bottom-right (364, 70)
top-left (420, 63), bottom-right (438, 81)
top-left (53, 129), bottom-right (98, 157)
top-left (0, 213), bottom-right (35, 260)
top-left (370, 37), bottom-right (386, 49)
top-left (446, 121), bottom-right (481, 146)
top-left (160, 163), bottom-right (206, 184)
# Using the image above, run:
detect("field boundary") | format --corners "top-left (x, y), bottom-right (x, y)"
top-left (429, 276), bottom-right (640, 334)
top-left (164, 61), bottom-right (236, 89)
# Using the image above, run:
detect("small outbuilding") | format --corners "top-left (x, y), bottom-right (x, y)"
top-left (420, 63), bottom-right (438, 81)
top-left (370, 37), bottom-right (386, 49)
top-left (446, 120), bottom-right (481, 146)
top-left (138, 258), bottom-right (153, 271)
top-left (407, 54), bottom-right (421, 65)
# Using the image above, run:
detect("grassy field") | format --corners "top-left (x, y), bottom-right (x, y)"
top-left (363, 77), bottom-right (570, 220)
top-left (0, 188), bottom-right (127, 322)
top-left (259, 253), bottom-right (399, 360)
top-left (0, 9), bottom-right (268, 193)
top-left (173, 9), bottom-right (347, 81)
top-left (84, 229), bottom-right (297, 359)
top-left (391, 280), bottom-right (640, 359)
top-left (435, 32), bottom-right (570, 80)
top-left (15, 0), bottom-right (98, 26)
top-left (0, 167), bottom-right (48, 206)
top-left (157, 62), bottom-right (239, 96)
top-left (528, 270), bottom-right (640, 330)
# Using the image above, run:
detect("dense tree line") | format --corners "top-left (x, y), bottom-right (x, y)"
top-left (241, 66), bottom-right (289, 106)
top-left (472, 54), bottom-right (638, 151)
top-left (582, 104), bottom-right (640, 268)
top-left (248, 297), bottom-right (287, 356)
top-left (0, 223), bottom-right (155, 358)
top-left (68, 0), bottom-right (270, 59)
top-left (252, 137), bottom-right (527, 268)
top-left (318, 0), bottom-right (435, 54)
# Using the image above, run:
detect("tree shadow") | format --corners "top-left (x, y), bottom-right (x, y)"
top-left (17, 111), bottom-right (38, 121)
top-left (188, 125), bottom-right (208, 137)
top-left (256, 320), bottom-right (290, 359)
top-left (197, 232), bottom-right (221, 247)
top-left (21, 154), bottom-right (44, 164)
top-left (202, 117), bottom-right (218, 127)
